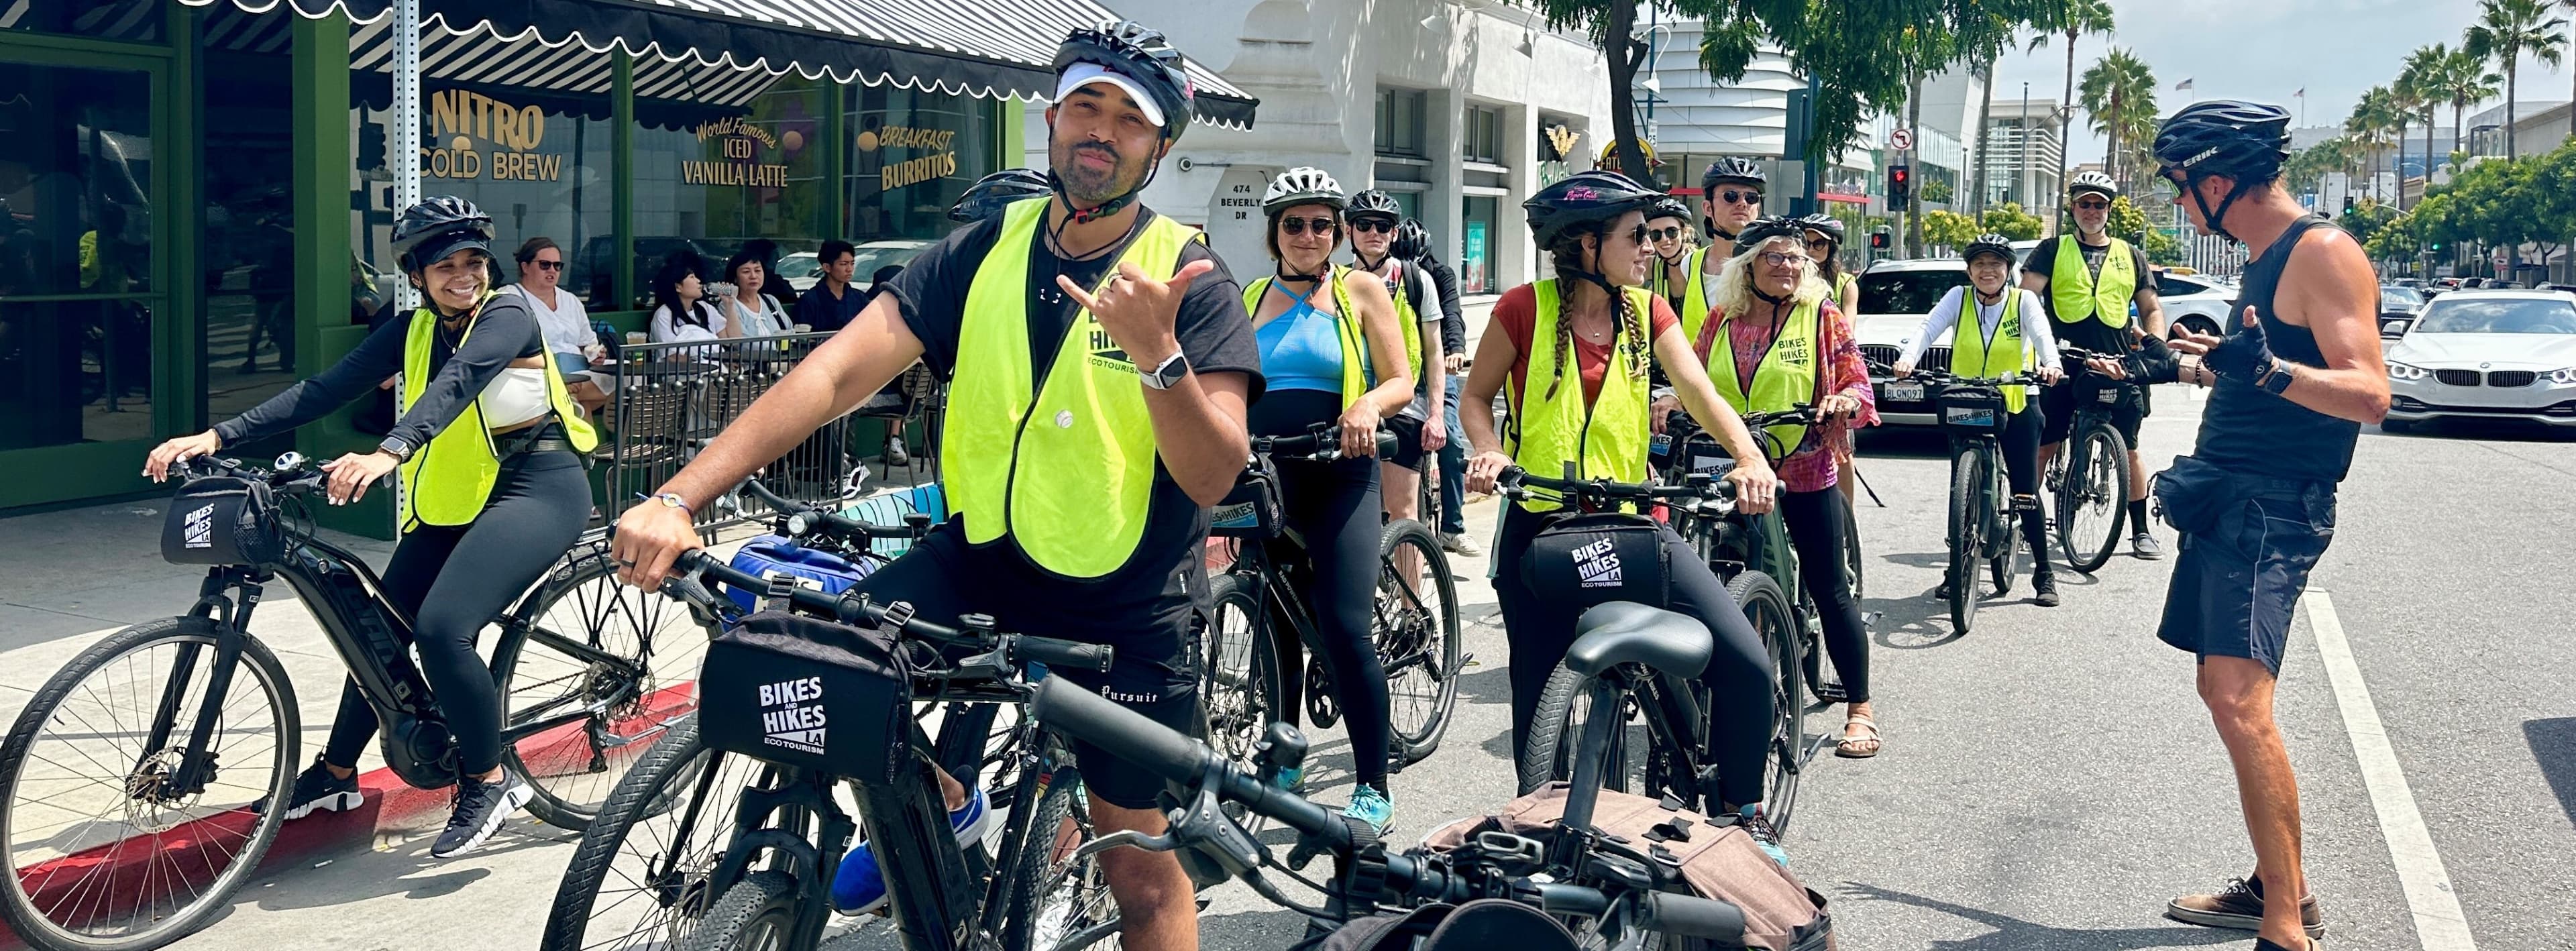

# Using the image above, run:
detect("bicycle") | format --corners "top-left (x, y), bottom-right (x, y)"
top-left (1199, 425), bottom-right (1464, 781)
top-left (2048, 345), bottom-right (2140, 575)
top-left (1895, 368), bottom-right (2028, 636)
top-left (1026, 615), bottom-right (1767, 950)
top-left (0, 453), bottom-right (710, 951)
top-left (1503, 467), bottom-right (1805, 831)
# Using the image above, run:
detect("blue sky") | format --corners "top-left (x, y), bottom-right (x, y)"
top-left (1985, 0), bottom-right (2576, 162)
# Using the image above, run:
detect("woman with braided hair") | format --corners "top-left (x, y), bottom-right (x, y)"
top-left (1458, 170), bottom-right (1794, 856)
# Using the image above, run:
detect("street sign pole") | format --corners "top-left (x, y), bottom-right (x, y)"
top-left (392, 0), bottom-right (421, 310)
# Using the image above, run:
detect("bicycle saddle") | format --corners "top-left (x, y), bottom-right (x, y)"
top-left (1562, 602), bottom-right (1711, 679)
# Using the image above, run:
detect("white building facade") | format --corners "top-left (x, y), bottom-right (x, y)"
top-left (1029, 0), bottom-right (1616, 296)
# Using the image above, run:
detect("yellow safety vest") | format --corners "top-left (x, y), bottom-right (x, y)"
top-left (1835, 271), bottom-right (1858, 308)
top-left (942, 199), bottom-right (1196, 579)
top-left (1706, 298), bottom-right (1821, 461)
top-left (1507, 280), bottom-right (1654, 513)
top-left (1678, 245), bottom-right (1719, 345)
top-left (1949, 288), bottom-right (2032, 414)
top-left (1242, 268), bottom-right (1368, 408)
top-left (2048, 235), bottom-right (2135, 328)
top-left (1357, 260), bottom-right (1426, 383)
top-left (397, 296), bottom-right (600, 532)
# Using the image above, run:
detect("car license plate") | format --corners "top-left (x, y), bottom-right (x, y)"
top-left (1885, 382), bottom-right (1926, 402)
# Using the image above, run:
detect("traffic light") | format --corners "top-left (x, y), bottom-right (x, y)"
top-left (2342, 195), bottom-right (2357, 215)
top-left (1870, 228), bottom-right (1892, 250)
top-left (1889, 165), bottom-right (1913, 212)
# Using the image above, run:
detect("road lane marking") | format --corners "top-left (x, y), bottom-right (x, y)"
top-left (2306, 592), bottom-right (2477, 950)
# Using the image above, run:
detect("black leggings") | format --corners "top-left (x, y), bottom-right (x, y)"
top-left (1493, 505), bottom-right (1778, 808)
top-left (1988, 405), bottom-right (2053, 575)
top-left (323, 451), bottom-right (591, 777)
top-left (1778, 488), bottom-right (1870, 704)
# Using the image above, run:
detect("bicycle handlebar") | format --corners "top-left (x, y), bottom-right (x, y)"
top-left (188, 454), bottom-right (329, 494)
top-left (663, 549), bottom-right (1114, 673)
top-left (1497, 466), bottom-right (1718, 505)
top-left (1254, 425), bottom-right (1400, 463)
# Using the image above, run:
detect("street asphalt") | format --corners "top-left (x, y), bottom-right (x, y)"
top-left (7, 376), bottom-right (2571, 950)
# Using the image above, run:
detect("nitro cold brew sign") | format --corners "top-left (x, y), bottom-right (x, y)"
top-left (422, 90), bottom-right (564, 182)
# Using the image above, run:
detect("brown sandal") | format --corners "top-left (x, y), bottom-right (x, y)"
top-left (1835, 714), bottom-right (1881, 759)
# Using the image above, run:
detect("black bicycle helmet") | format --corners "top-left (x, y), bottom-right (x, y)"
top-left (1646, 197), bottom-right (1692, 225)
top-left (1390, 218), bottom-right (1431, 260)
top-left (2154, 100), bottom-right (2292, 243)
top-left (1797, 213), bottom-right (1846, 246)
top-left (1732, 215), bottom-right (1806, 252)
top-left (1346, 188), bottom-right (1403, 223)
top-left (1523, 170), bottom-right (1664, 247)
top-left (1962, 233), bottom-right (2017, 266)
top-left (948, 168), bottom-right (1052, 223)
top-left (392, 196), bottom-right (494, 272)
top-left (1263, 167), bottom-right (1347, 213)
top-left (1702, 156), bottom-right (1767, 191)
top-left (1053, 19), bottom-right (1195, 143)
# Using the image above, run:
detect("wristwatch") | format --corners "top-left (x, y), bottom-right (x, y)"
top-left (376, 436), bottom-right (415, 461)
top-left (1138, 349), bottom-right (1190, 390)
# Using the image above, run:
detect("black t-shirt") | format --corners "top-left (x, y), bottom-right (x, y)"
top-left (883, 208), bottom-right (1263, 644)
top-left (2023, 235), bottom-right (2155, 357)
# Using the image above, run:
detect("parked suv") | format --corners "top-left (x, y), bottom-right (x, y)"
top-left (1854, 259), bottom-right (1969, 427)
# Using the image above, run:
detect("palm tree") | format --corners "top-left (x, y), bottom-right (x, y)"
top-left (2027, 0), bottom-right (2114, 213)
top-left (2079, 48), bottom-right (2158, 190)
top-left (2464, 0), bottom-right (2569, 158)
top-left (2347, 87), bottom-right (2401, 203)
top-left (2399, 44), bottom-right (2449, 208)
top-left (2438, 47), bottom-right (2505, 165)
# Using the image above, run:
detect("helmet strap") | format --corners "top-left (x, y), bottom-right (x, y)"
top-left (1354, 249), bottom-right (1389, 272)
top-left (2188, 174), bottom-right (2254, 245)
top-left (1752, 286), bottom-right (1792, 307)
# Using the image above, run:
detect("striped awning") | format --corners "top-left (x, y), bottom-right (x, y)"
top-left (173, 0), bottom-right (1257, 129)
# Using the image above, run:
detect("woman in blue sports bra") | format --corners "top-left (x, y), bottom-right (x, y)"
top-left (1240, 167), bottom-right (1415, 833)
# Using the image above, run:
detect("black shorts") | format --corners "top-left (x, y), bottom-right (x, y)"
top-left (852, 526), bottom-right (1201, 810)
top-left (1383, 413), bottom-right (1430, 469)
top-left (2155, 492), bottom-right (2337, 676)
top-left (2040, 377), bottom-right (2147, 446)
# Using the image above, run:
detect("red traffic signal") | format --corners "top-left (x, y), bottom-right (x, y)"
top-left (1870, 229), bottom-right (1892, 250)
top-left (1888, 164), bottom-right (1913, 211)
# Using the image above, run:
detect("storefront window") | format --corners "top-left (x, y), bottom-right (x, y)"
top-left (352, 85), bottom-right (617, 309)
top-left (1460, 197), bottom-right (1497, 294)
top-left (0, 60), bottom-right (160, 451)
top-left (629, 77), bottom-right (830, 305)
top-left (2, 0), bottom-right (164, 43)
top-left (845, 89), bottom-right (998, 245)
top-left (200, 40), bottom-right (302, 453)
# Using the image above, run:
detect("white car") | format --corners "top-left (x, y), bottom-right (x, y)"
top-left (2383, 289), bottom-right (2576, 432)
top-left (775, 252), bottom-right (822, 293)
top-left (2152, 270), bottom-right (2236, 339)
top-left (1853, 259), bottom-right (1970, 427)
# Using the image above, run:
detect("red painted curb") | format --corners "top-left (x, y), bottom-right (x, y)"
top-left (2, 684), bottom-right (697, 949)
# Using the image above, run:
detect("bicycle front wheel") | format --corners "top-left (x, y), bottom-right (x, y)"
top-left (1004, 767), bottom-right (1120, 951)
top-left (1946, 447), bottom-right (1984, 636)
top-left (2055, 423), bottom-right (2131, 574)
top-left (496, 541), bottom-right (720, 831)
top-left (679, 870), bottom-right (801, 951)
top-left (541, 716), bottom-right (780, 951)
top-left (0, 617), bottom-right (299, 951)
top-left (1195, 573), bottom-right (1281, 773)
top-left (1377, 520), bottom-right (1461, 766)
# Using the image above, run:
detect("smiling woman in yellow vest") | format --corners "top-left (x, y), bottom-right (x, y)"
top-left (1693, 217), bottom-right (1886, 759)
top-left (1893, 234), bottom-right (2068, 607)
top-left (1243, 167), bottom-right (1415, 830)
top-left (142, 197), bottom-right (596, 859)
top-left (1458, 171), bottom-right (1796, 838)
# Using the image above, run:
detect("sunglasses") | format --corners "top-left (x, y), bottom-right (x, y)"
top-left (2074, 200), bottom-right (2112, 211)
top-left (1621, 225), bottom-right (1652, 245)
top-left (1647, 226), bottom-right (1684, 242)
top-left (1280, 215), bottom-right (1340, 236)
top-left (1715, 190), bottom-right (1763, 206)
top-left (1756, 252), bottom-right (1803, 267)
top-left (529, 260), bottom-right (565, 271)
top-left (1349, 218), bottom-right (1397, 234)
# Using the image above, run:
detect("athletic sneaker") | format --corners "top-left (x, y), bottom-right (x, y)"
top-left (1439, 533), bottom-right (1482, 557)
top-left (2032, 571), bottom-right (2061, 608)
top-left (431, 768), bottom-right (532, 858)
top-left (2165, 874), bottom-right (2326, 939)
top-left (2133, 530), bottom-right (2164, 559)
top-left (255, 754), bottom-right (362, 820)
top-left (1343, 784), bottom-right (1393, 834)
top-left (1735, 803), bottom-right (1787, 866)
top-left (831, 786), bottom-right (994, 913)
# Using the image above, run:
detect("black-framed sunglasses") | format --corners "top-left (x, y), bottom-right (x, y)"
top-left (1646, 226), bottom-right (1684, 242)
top-left (2073, 199), bottom-right (2112, 211)
top-left (529, 260), bottom-right (566, 271)
top-left (1280, 215), bottom-right (1340, 236)
top-left (1716, 189), bottom-right (1763, 205)
top-left (1621, 225), bottom-right (1651, 245)
top-left (1349, 218), bottom-right (1397, 234)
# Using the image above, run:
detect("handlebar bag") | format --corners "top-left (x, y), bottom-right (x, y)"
top-left (1523, 513), bottom-right (1671, 613)
top-left (1211, 454), bottom-right (1285, 539)
top-left (724, 535), bottom-right (879, 615)
top-left (1934, 386), bottom-right (2009, 435)
top-left (161, 476), bottom-right (286, 567)
top-left (696, 610), bottom-right (913, 783)
top-left (1422, 784), bottom-right (1836, 951)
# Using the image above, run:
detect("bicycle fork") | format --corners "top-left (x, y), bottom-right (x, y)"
top-left (145, 572), bottom-right (266, 799)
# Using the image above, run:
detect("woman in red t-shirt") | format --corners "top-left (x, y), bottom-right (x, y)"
top-left (1456, 172), bottom-right (1793, 844)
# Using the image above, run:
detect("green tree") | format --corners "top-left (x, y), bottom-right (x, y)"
top-left (2079, 48), bottom-right (2158, 192)
top-left (2142, 227), bottom-right (2182, 265)
top-left (2106, 194), bottom-right (2151, 243)
top-left (2464, 0), bottom-right (2568, 158)
top-left (2346, 86), bottom-right (2403, 204)
top-left (2435, 47), bottom-right (2503, 168)
top-left (1921, 209), bottom-right (1982, 249)
top-left (1921, 177), bottom-right (1955, 205)
top-left (2025, 0), bottom-right (2115, 215)
top-left (1979, 201), bottom-right (2044, 240)
top-left (2398, 44), bottom-right (2449, 209)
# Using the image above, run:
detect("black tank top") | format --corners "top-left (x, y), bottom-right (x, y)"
top-left (2192, 215), bottom-right (2361, 484)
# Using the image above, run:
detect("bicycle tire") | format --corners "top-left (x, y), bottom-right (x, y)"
top-left (1947, 447), bottom-right (1983, 636)
top-left (1725, 571), bottom-right (1801, 832)
top-left (541, 716), bottom-right (777, 951)
top-left (1378, 519), bottom-right (1462, 765)
top-left (1004, 768), bottom-right (1120, 951)
top-left (1518, 663), bottom-right (1647, 797)
top-left (678, 869), bottom-right (801, 951)
top-left (496, 543), bottom-right (718, 830)
top-left (0, 617), bottom-right (299, 951)
top-left (2055, 423), bottom-right (2130, 574)
top-left (1196, 573), bottom-right (1281, 774)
